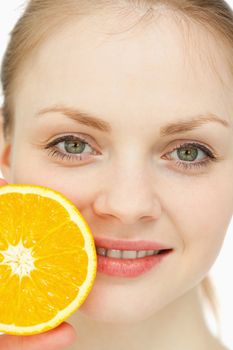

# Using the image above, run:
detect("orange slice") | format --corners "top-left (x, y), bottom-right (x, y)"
top-left (0, 184), bottom-right (97, 335)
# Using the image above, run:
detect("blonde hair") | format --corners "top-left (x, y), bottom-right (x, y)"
top-left (1, 0), bottom-right (232, 335)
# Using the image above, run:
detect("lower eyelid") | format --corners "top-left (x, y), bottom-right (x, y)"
top-left (46, 148), bottom-right (90, 162)
top-left (161, 143), bottom-right (219, 172)
top-left (45, 139), bottom-right (102, 163)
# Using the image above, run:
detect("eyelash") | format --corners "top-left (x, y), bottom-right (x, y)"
top-left (44, 135), bottom-right (100, 163)
top-left (164, 142), bottom-right (218, 171)
top-left (44, 135), bottom-right (218, 171)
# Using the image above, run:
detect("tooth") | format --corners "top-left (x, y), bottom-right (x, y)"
top-left (96, 247), bottom-right (162, 259)
top-left (122, 250), bottom-right (137, 259)
top-left (137, 250), bottom-right (147, 258)
top-left (106, 249), bottom-right (122, 258)
top-left (146, 250), bottom-right (155, 256)
top-left (96, 247), bottom-right (107, 256)
top-left (154, 250), bottom-right (160, 255)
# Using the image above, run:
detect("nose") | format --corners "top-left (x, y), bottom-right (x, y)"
top-left (92, 164), bottom-right (162, 225)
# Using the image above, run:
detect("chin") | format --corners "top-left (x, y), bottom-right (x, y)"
top-left (77, 277), bottom-right (162, 324)
top-left (78, 301), bottom-right (153, 324)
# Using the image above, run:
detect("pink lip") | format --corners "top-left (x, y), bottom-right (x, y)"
top-left (96, 251), bottom-right (173, 278)
top-left (94, 237), bottom-right (171, 251)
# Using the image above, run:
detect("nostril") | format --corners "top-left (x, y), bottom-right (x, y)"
top-left (92, 189), bottom-right (161, 224)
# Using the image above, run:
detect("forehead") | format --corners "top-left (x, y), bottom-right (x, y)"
top-left (14, 9), bottom-right (233, 124)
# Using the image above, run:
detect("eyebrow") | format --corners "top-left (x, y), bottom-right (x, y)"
top-left (36, 105), bottom-right (230, 136)
top-left (160, 114), bottom-right (229, 136)
top-left (37, 105), bottom-right (111, 133)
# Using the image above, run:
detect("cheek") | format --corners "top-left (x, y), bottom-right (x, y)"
top-left (173, 174), bottom-right (233, 281)
top-left (10, 138), bottom-right (104, 213)
top-left (11, 156), bottom-right (99, 208)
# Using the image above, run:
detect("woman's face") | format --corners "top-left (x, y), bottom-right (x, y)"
top-left (1, 11), bottom-right (233, 323)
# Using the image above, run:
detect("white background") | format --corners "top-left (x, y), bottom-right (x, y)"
top-left (0, 1), bottom-right (233, 348)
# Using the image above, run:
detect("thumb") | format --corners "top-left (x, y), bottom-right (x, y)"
top-left (0, 322), bottom-right (77, 350)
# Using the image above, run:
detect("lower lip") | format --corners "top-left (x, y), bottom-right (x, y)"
top-left (96, 250), bottom-right (172, 278)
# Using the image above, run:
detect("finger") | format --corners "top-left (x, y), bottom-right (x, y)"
top-left (0, 178), bottom-right (8, 186)
top-left (0, 322), bottom-right (77, 350)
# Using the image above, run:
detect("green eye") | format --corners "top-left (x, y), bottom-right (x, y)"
top-left (64, 140), bottom-right (86, 154)
top-left (166, 142), bottom-right (218, 172)
top-left (45, 134), bottom-right (100, 163)
top-left (177, 146), bottom-right (198, 162)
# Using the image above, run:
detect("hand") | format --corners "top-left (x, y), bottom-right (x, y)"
top-left (0, 322), bottom-right (77, 349)
top-left (0, 178), bottom-right (8, 186)
top-left (0, 179), bottom-right (77, 349)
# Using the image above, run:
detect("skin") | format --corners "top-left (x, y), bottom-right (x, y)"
top-left (0, 8), bottom-right (233, 350)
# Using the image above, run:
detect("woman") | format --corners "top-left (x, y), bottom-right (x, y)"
top-left (0, 0), bottom-right (233, 349)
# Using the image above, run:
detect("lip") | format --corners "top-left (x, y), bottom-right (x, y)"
top-left (96, 250), bottom-right (173, 278)
top-left (94, 237), bottom-right (172, 251)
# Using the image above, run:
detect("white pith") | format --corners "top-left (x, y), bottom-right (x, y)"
top-left (0, 240), bottom-right (35, 278)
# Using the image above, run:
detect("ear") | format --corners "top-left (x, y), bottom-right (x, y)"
top-left (0, 107), bottom-right (12, 182)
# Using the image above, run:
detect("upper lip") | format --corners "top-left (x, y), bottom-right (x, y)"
top-left (94, 237), bottom-right (172, 251)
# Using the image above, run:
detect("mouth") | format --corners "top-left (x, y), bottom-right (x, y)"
top-left (94, 237), bottom-right (174, 277)
top-left (95, 246), bottom-right (173, 259)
